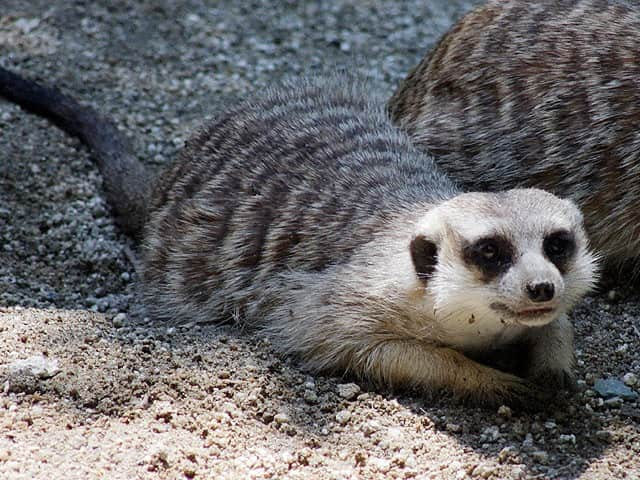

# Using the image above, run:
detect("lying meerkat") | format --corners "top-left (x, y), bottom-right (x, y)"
top-left (389, 0), bottom-right (640, 274)
top-left (0, 66), bottom-right (597, 406)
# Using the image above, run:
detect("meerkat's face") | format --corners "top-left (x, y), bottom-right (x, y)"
top-left (410, 189), bottom-right (597, 341)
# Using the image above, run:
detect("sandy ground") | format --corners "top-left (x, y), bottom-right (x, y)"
top-left (0, 1), bottom-right (639, 479)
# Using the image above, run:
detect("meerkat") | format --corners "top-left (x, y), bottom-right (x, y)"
top-left (389, 0), bottom-right (640, 274)
top-left (0, 66), bottom-right (597, 406)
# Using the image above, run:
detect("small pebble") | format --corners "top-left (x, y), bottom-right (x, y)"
top-left (472, 464), bottom-right (497, 478)
top-left (521, 433), bottom-right (534, 450)
top-left (9, 355), bottom-right (60, 379)
top-left (303, 390), bottom-right (318, 404)
top-left (112, 312), bottom-right (126, 328)
top-left (623, 373), bottom-right (638, 387)
top-left (497, 446), bottom-right (518, 463)
top-left (15, 17), bottom-right (40, 32)
top-left (153, 401), bottom-right (175, 421)
top-left (594, 378), bottom-right (639, 400)
top-left (559, 434), bottom-right (576, 445)
top-left (0, 449), bottom-right (10, 462)
top-left (297, 447), bottom-right (313, 465)
top-left (222, 402), bottom-right (241, 418)
top-left (480, 425), bottom-right (501, 442)
top-left (274, 413), bottom-right (290, 425)
top-left (337, 383), bottom-right (361, 400)
top-left (361, 420), bottom-right (381, 437)
top-left (446, 423), bottom-right (462, 433)
top-left (183, 468), bottom-right (196, 479)
top-left (335, 410), bottom-right (351, 425)
top-left (369, 457), bottom-right (391, 473)
top-left (604, 396), bottom-right (623, 408)
top-left (497, 405), bottom-right (512, 418)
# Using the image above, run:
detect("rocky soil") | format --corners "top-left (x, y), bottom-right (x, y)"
top-left (0, 1), bottom-right (639, 479)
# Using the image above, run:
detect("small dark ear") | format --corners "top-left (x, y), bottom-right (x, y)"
top-left (410, 235), bottom-right (438, 282)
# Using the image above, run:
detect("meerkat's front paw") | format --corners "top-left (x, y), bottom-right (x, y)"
top-left (529, 368), bottom-right (577, 393)
top-left (525, 314), bottom-right (576, 394)
top-left (460, 371), bottom-right (541, 409)
top-left (526, 348), bottom-right (576, 394)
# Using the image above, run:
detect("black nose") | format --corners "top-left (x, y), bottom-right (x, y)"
top-left (526, 282), bottom-right (555, 302)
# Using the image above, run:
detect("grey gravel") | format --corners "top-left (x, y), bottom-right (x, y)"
top-left (1, 1), bottom-right (640, 479)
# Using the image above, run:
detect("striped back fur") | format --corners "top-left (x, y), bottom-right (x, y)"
top-left (142, 77), bottom-right (459, 324)
top-left (389, 0), bottom-right (640, 272)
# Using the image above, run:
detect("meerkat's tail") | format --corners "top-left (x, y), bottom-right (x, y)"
top-left (0, 66), bottom-right (150, 239)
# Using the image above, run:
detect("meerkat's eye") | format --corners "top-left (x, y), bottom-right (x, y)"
top-left (544, 230), bottom-right (575, 272)
top-left (463, 236), bottom-right (513, 280)
top-left (478, 242), bottom-right (498, 260)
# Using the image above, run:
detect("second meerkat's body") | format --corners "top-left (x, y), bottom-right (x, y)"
top-left (0, 69), bottom-right (596, 406)
top-left (389, 0), bottom-right (640, 271)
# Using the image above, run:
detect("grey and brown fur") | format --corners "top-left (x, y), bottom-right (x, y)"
top-left (0, 67), bottom-right (596, 406)
top-left (389, 0), bottom-right (640, 274)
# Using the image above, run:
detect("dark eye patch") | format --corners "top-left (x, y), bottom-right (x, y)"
top-left (463, 235), bottom-right (514, 281)
top-left (543, 230), bottom-right (575, 274)
top-left (410, 235), bottom-right (438, 283)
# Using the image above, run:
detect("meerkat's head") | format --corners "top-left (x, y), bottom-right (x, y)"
top-left (410, 189), bottom-right (597, 335)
